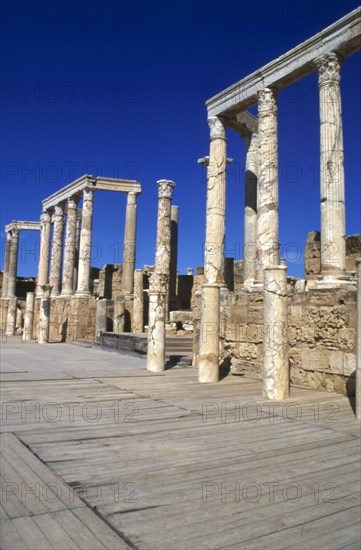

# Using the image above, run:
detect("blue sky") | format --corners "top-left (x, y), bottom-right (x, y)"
top-left (1, 0), bottom-right (360, 279)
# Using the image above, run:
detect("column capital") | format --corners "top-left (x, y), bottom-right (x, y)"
top-left (39, 284), bottom-right (53, 298)
top-left (68, 195), bottom-right (80, 209)
top-left (127, 191), bottom-right (138, 205)
top-left (40, 210), bottom-right (51, 224)
top-left (83, 186), bottom-right (94, 201)
top-left (313, 51), bottom-right (343, 85)
top-left (258, 88), bottom-right (278, 113)
top-left (149, 271), bottom-right (168, 294)
top-left (208, 116), bottom-right (227, 139)
top-left (10, 227), bottom-right (20, 238)
top-left (53, 203), bottom-right (65, 218)
top-left (157, 179), bottom-right (175, 199)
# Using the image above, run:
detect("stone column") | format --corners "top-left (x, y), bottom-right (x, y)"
top-left (22, 292), bottom-right (35, 342)
top-left (169, 205), bottom-right (179, 308)
top-left (49, 204), bottom-right (65, 296)
top-left (204, 116), bottom-right (227, 284)
top-left (147, 272), bottom-right (168, 372)
top-left (7, 227), bottom-right (19, 298)
top-left (256, 88), bottom-right (279, 282)
top-left (263, 265), bottom-right (289, 400)
top-left (73, 216), bottom-right (81, 292)
top-left (5, 297), bottom-right (17, 336)
top-left (243, 132), bottom-right (259, 283)
top-left (133, 269), bottom-right (144, 332)
top-left (122, 192), bottom-right (138, 296)
top-left (61, 196), bottom-right (79, 295)
top-left (147, 180), bottom-right (175, 373)
top-left (198, 283), bottom-right (221, 383)
top-left (76, 187), bottom-right (94, 296)
top-left (313, 52), bottom-right (345, 275)
top-left (356, 258), bottom-right (361, 420)
top-left (38, 285), bottom-right (52, 344)
top-left (15, 307), bottom-right (23, 335)
top-left (37, 210), bottom-right (51, 294)
top-left (114, 296), bottom-right (125, 334)
top-left (95, 298), bottom-right (107, 337)
top-left (2, 231), bottom-right (12, 298)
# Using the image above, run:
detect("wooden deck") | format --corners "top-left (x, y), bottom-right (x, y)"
top-left (1, 337), bottom-right (360, 549)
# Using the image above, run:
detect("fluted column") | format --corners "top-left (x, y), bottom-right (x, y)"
top-left (147, 180), bottom-right (175, 373)
top-left (49, 204), bottom-right (65, 296)
top-left (133, 269), bottom-right (144, 332)
top-left (7, 227), bottom-right (20, 298)
top-left (243, 132), bottom-right (259, 283)
top-left (76, 187), bottom-right (94, 296)
top-left (2, 231), bottom-right (12, 298)
top-left (61, 196), bottom-right (79, 295)
top-left (122, 192), bottom-right (138, 296)
top-left (314, 52), bottom-right (345, 275)
top-left (263, 266), bottom-right (289, 400)
top-left (204, 116), bottom-right (227, 284)
top-left (37, 210), bottom-right (51, 294)
top-left (256, 88), bottom-right (279, 282)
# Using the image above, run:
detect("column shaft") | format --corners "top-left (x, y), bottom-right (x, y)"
top-left (5, 297), bottom-right (17, 335)
top-left (204, 117), bottom-right (227, 284)
top-left (169, 205), bottom-right (179, 305)
top-left (263, 266), bottom-right (289, 400)
top-left (314, 52), bottom-right (345, 274)
top-left (114, 296), bottom-right (125, 334)
top-left (76, 187), bottom-right (94, 295)
top-left (198, 283), bottom-right (221, 383)
top-left (122, 192), bottom-right (138, 296)
top-left (7, 228), bottom-right (20, 298)
top-left (73, 216), bottom-right (81, 292)
top-left (256, 88), bottom-right (279, 282)
top-left (356, 259), bottom-right (361, 419)
top-left (61, 197), bottom-right (78, 295)
top-left (38, 286), bottom-right (51, 344)
top-left (147, 180), bottom-right (175, 373)
top-left (49, 204), bottom-right (65, 296)
top-left (22, 292), bottom-right (35, 341)
top-left (133, 269), bottom-right (144, 332)
top-left (243, 132), bottom-right (259, 282)
top-left (37, 211), bottom-right (51, 294)
top-left (2, 232), bottom-right (12, 298)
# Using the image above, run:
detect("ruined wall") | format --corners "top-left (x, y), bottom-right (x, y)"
top-left (48, 296), bottom-right (97, 342)
top-left (218, 286), bottom-right (357, 396)
top-left (305, 232), bottom-right (361, 279)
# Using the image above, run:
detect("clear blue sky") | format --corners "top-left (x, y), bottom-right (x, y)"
top-left (1, 0), bottom-right (360, 279)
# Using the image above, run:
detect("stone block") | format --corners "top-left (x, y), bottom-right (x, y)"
top-left (343, 353), bottom-right (356, 376)
top-left (337, 327), bottom-right (355, 352)
top-left (302, 349), bottom-right (329, 372)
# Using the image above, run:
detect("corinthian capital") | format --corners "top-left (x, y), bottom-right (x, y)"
top-left (208, 116), bottom-right (227, 139)
top-left (157, 179), bottom-right (175, 199)
top-left (313, 52), bottom-right (343, 85)
top-left (258, 88), bottom-right (278, 114)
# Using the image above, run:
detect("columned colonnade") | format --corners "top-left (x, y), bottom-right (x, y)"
top-left (199, 8), bottom-right (361, 386)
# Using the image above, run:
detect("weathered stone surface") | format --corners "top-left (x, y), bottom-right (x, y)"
top-left (22, 292), bottom-right (35, 341)
top-left (122, 192), bottom-right (138, 296)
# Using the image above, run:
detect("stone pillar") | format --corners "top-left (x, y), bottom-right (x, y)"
top-left (114, 296), bottom-right (125, 334)
top-left (263, 266), bottom-right (289, 400)
top-left (169, 205), bottom-right (179, 307)
top-left (356, 258), bottom-right (361, 419)
top-left (5, 297), bottom-right (17, 336)
top-left (256, 88), bottom-right (279, 282)
top-left (192, 289), bottom-right (202, 368)
top-left (37, 210), bottom-right (51, 294)
top-left (314, 52), bottom-right (345, 275)
top-left (204, 116), bottom-right (227, 284)
top-left (15, 307), bottom-right (23, 335)
top-left (122, 192), bottom-right (138, 296)
top-left (243, 132), bottom-right (259, 283)
top-left (49, 204), bottom-right (65, 296)
top-left (2, 231), bottom-right (12, 298)
top-left (198, 283), bottom-right (221, 383)
top-left (7, 227), bottom-right (19, 298)
top-left (95, 299), bottom-right (107, 337)
top-left (22, 292), bottom-right (35, 342)
top-left (147, 272), bottom-right (167, 372)
top-left (73, 216), bottom-right (81, 292)
top-left (61, 196), bottom-right (79, 295)
top-left (76, 187), bottom-right (94, 296)
top-left (133, 269), bottom-right (144, 333)
top-left (146, 180), bottom-right (175, 372)
top-left (38, 285), bottom-right (52, 344)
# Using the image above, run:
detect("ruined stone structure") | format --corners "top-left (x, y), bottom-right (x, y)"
top-left (1, 9), bottom-right (360, 407)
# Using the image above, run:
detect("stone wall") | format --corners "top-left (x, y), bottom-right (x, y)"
top-left (305, 232), bottom-right (361, 279)
top-left (47, 296), bottom-right (97, 342)
top-left (218, 286), bottom-right (357, 396)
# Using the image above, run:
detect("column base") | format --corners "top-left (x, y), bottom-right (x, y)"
top-left (243, 279), bottom-right (264, 292)
top-left (307, 273), bottom-right (356, 291)
top-left (74, 291), bottom-right (92, 298)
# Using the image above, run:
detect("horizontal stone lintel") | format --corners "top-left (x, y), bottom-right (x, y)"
top-left (5, 221), bottom-right (41, 232)
top-left (206, 8), bottom-right (361, 117)
top-left (42, 175), bottom-right (141, 210)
